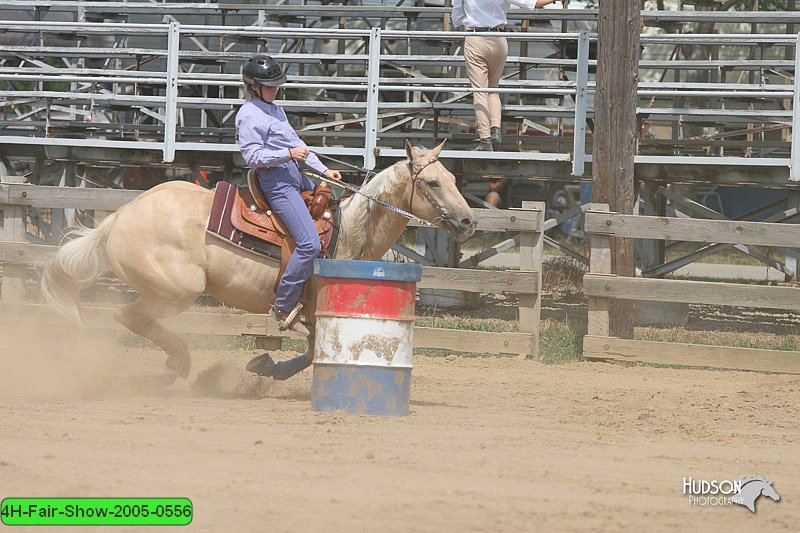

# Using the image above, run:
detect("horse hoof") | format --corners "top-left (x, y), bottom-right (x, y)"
top-left (245, 353), bottom-right (275, 377)
top-left (166, 355), bottom-right (191, 379)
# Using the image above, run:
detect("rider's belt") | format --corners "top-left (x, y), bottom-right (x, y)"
top-left (465, 25), bottom-right (506, 32)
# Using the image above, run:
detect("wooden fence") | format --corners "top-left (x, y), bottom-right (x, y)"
top-left (0, 178), bottom-right (543, 358)
top-left (583, 203), bottom-right (800, 374)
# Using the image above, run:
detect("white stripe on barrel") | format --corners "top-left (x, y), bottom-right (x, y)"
top-left (314, 316), bottom-right (413, 368)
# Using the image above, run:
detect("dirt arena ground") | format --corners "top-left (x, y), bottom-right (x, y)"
top-left (1, 321), bottom-right (798, 532)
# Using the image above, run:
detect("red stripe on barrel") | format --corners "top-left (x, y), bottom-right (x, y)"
top-left (315, 278), bottom-right (416, 320)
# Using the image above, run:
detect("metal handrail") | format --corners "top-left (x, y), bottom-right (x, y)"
top-left (0, 20), bottom-right (798, 179)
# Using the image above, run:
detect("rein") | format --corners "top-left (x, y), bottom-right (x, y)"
top-left (304, 150), bottom-right (451, 228)
top-left (313, 152), bottom-right (377, 186)
top-left (298, 162), bottom-right (434, 226)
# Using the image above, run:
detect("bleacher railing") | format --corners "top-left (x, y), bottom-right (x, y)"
top-left (1, 19), bottom-right (799, 179)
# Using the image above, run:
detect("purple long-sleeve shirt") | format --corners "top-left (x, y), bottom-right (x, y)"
top-left (235, 97), bottom-right (327, 192)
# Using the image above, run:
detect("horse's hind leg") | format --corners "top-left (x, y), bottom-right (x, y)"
top-left (114, 296), bottom-right (197, 379)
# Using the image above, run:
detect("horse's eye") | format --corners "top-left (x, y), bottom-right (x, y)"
top-left (426, 180), bottom-right (440, 188)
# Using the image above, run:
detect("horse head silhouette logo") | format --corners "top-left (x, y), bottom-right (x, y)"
top-left (730, 476), bottom-right (780, 513)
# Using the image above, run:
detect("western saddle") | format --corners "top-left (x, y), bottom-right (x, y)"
top-left (219, 170), bottom-right (336, 289)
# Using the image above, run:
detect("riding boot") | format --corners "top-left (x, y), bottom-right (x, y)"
top-left (473, 138), bottom-right (493, 152)
top-left (272, 353), bottom-right (312, 380)
top-left (490, 127), bottom-right (502, 151)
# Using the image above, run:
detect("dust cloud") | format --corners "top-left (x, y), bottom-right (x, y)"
top-left (2, 319), bottom-right (106, 399)
top-left (0, 316), bottom-right (275, 400)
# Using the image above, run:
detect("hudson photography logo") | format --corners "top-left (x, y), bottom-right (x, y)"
top-left (683, 475), bottom-right (780, 512)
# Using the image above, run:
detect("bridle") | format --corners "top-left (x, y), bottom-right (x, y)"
top-left (306, 151), bottom-right (451, 227)
top-left (406, 157), bottom-right (450, 226)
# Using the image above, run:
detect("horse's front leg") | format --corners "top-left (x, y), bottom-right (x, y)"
top-left (271, 318), bottom-right (314, 380)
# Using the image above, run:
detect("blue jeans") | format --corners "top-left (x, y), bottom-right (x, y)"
top-left (260, 184), bottom-right (321, 312)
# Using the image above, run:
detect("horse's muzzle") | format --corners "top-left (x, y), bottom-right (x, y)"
top-left (443, 215), bottom-right (477, 239)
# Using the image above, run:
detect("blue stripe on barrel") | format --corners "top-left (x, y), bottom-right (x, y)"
top-left (313, 259), bottom-right (422, 282)
top-left (312, 259), bottom-right (421, 416)
top-left (312, 366), bottom-right (412, 416)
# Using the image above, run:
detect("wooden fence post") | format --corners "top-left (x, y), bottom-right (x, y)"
top-left (1, 176), bottom-right (28, 301)
top-left (519, 201), bottom-right (544, 359)
top-left (593, 0), bottom-right (638, 339)
top-left (586, 203), bottom-right (612, 338)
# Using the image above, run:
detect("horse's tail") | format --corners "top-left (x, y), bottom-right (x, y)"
top-left (40, 213), bottom-right (118, 327)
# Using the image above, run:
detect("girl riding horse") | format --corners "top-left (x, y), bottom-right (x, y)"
top-left (236, 54), bottom-right (342, 337)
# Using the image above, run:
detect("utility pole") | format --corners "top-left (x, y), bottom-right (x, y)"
top-left (591, 0), bottom-right (640, 338)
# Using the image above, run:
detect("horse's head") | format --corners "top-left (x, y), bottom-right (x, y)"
top-left (403, 139), bottom-right (477, 239)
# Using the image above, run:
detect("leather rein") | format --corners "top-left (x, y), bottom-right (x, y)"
top-left (300, 155), bottom-right (450, 227)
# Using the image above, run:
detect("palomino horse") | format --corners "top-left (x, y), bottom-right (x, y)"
top-left (41, 141), bottom-right (476, 379)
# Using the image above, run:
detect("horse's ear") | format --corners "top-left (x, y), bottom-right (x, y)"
top-left (404, 139), bottom-right (415, 162)
top-left (431, 139), bottom-right (446, 158)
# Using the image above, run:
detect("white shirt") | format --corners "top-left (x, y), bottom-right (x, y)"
top-left (452, 0), bottom-right (543, 30)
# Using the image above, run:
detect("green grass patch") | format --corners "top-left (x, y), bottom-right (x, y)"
top-left (538, 321), bottom-right (583, 364)
top-left (635, 327), bottom-right (800, 352)
top-left (114, 331), bottom-right (257, 351)
top-left (668, 274), bottom-right (771, 285)
top-left (282, 337), bottom-right (309, 353)
top-left (413, 314), bottom-right (518, 357)
top-left (666, 242), bottom-right (777, 266)
top-left (413, 318), bottom-right (583, 363)
top-left (414, 314), bottom-right (517, 333)
top-left (413, 348), bottom-right (501, 358)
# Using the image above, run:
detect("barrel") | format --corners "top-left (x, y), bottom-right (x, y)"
top-left (311, 259), bottom-right (421, 416)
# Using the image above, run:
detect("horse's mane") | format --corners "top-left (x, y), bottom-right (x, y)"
top-left (336, 161), bottom-right (408, 260)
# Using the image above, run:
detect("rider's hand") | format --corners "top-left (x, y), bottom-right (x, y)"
top-left (324, 169), bottom-right (342, 181)
top-left (288, 147), bottom-right (310, 161)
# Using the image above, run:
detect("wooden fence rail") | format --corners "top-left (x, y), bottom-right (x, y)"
top-left (1, 180), bottom-right (543, 358)
top-left (584, 203), bottom-right (800, 374)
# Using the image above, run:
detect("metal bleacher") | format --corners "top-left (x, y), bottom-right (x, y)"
top-left (1, 1), bottom-right (800, 192)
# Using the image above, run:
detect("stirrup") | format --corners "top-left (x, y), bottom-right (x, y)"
top-left (271, 303), bottom-right (309, 335)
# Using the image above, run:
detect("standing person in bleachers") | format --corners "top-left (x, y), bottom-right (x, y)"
top-left (452, 0), bottom-right (558, 151)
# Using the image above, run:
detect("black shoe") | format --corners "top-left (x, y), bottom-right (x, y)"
top-left (490, 127), bottom-right (502, 151)
top-left (474, 138), bottom-right (493, 152)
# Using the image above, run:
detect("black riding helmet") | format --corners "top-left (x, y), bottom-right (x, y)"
top-left (242, 54), bottom-right (287, 87)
